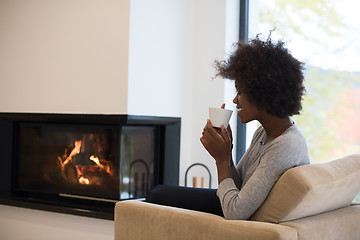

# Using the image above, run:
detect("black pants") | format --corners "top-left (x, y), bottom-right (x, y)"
top-left (145, 185), bottom-right (224, 217)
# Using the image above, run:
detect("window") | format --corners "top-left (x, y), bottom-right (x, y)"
top-left (245, 0), bottom-right (360, 165)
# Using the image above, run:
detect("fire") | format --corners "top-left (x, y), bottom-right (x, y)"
top-left (89, 155), bottom-right (112, 175)
top-left (79, 176), bottom-right (90, 185)
top-left (58, 135), bottom-right (113, 185)
top-left (58, 140), bottom-right (82, 170)
top-left (90, 155), bottom-right (104, 168)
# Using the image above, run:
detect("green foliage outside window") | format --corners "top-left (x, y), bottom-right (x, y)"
top-left (255, 0), bottom-right (360, 163)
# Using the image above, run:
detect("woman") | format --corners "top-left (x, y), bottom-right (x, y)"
top-left (147, 35), bottom-right (310, 220)
top-left (200, 35), bottom-right (310, 220)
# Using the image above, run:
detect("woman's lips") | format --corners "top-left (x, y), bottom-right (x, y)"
top-left (237, 106), bottom-right (243, 116)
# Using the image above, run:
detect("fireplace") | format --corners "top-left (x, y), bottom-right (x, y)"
top-left (0, 113), bottom-right (180, 220)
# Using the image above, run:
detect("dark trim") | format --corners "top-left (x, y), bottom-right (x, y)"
top-left (235, 118), bottom-right (246, 163)
top-left (239, 0), bottom-right (249, 41)
top-left (236, 0), bottom-right (249, 163)
top-left (0, 113), bottom-right (181, 220)
top-left (0, 112), bottom-right (180, 126)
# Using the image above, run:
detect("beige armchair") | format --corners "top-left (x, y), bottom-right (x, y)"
top-left (114, 154), bottom-right (360, 240)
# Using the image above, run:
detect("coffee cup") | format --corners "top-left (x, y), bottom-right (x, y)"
top-left (209, 107), bottom-right (233, 128)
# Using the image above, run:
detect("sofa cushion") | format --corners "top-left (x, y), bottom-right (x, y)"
top-left (250, 154), bottom-right (360, 223)
top-left (280, 205), bottom-right (360, 240)
top-left (115, 200), bottom-right (298, 240)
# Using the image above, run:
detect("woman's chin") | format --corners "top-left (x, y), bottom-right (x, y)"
top-left (238, 116), bottom-right (246, 124)
top-left (238, 114), bottom-right (249, 124)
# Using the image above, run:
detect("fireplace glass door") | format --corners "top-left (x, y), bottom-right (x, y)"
top-left (14, 123), bottom-right (156, 201)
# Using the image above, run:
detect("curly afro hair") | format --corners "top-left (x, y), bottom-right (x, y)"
top-left (215, 35), bottom-right (306, 118)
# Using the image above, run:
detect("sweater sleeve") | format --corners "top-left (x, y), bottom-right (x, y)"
top-left (230, 158), bottom-right (242, 190)
top-left (217, 163), bottom-right (281, 220)
top-left (217, 128), bottom-right (309, 220)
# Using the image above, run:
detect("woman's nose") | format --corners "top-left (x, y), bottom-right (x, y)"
top-left (233, 95), bottom-right (237, 104)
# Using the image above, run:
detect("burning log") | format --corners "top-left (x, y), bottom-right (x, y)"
top-left (57, 135), bottom-right (115, 186)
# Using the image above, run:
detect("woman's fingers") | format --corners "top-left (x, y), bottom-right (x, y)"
top-left (201, 119), bottom-right (232, 146)
top-left (227, 123), bottom-right (232, 134)
top-left (220, 125), bottom-right (231, 144)
top-left (204, 119), bottom-right (221, 137)
top-left (227, 124), bottom-right (233, 142)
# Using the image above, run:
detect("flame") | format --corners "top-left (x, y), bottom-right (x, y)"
top-left (90, 155), bottom-right (104, 168)
top-left (89, 155), bottom-right (112, 175)
top-left (59, 140), bottom-right (82, 169)
top-left (79, 176), bottom-right (90, 185)
top-left (57, 136), bottom-right (113, 185)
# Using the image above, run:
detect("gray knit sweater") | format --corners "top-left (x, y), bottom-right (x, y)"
top-left (217, 124), bottom-right (310, 220)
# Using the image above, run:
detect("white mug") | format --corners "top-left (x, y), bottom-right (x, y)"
top-left (209, 107), bottom-right (233, 128)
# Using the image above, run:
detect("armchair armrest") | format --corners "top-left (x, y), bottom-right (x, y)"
top-left (114, 200), bottom-right (297, 240)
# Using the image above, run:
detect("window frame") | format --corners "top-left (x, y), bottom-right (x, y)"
top-left (235, 0), bottom-right (249, 163)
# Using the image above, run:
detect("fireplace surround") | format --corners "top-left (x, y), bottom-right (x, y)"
top-left (0, 113), bottom-right (181, 220)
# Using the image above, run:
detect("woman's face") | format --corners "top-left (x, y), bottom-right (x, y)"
top-left (233, 91), bottom-right (261, 124)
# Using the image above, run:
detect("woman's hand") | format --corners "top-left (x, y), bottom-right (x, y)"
top-left (200, 103), bottom-right (233, 183)
top-left (200, 103), bottom-right (233, 162)
top-left (221, 103), bottom-right (233, 147)
top-left (200, 120), bottom-right (232, 164)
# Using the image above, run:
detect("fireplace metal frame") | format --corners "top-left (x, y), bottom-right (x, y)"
top-left (0, 113), bottom-right (181, 220)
